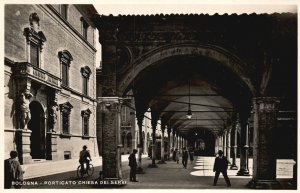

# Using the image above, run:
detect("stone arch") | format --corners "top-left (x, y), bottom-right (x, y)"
top-left (118, 43), bottom-right (255, 96)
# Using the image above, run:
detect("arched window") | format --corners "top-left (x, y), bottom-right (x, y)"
top-left (58, 50), bottom-right (73, 87)
top-left (127, 132), bottom-right (132, 148)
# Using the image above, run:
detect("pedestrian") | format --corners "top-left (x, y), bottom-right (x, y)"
top-left (4, 150), bottom-right (24, 189)
top-left (175, 148), bottom-right (180, 164)
top-left (182, 149), bottom-right (188, 168)
top-left (189, 149), bottom-right (194, 163)
top-left (213, 150), bottom-right (231, 187)
top-left (128, 149), bottom-right (138, 182)
top-left (79, 145), bottom-right (92, 174)
top-left (172, 148), bottom-right (176, 161)
top-left (148, 146), bottom-right (152, 159)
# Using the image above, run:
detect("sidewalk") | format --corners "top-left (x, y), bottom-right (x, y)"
top-left (23, 154), bottom-right (149, 180)
top-left (122, 156), bottom-right (295, 189)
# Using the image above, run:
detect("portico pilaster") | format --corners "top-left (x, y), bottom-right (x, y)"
top-left (226, 127), bottom-right (231, 162)
top-left (136, 113), bottom-right (145, 174)
top-left (237, 119), bottom-right (250, 176)
top-left (248, 97), bottom-right (280, 188)
top-left (230, 119), bottom-right (239, 170)
top-left (98, 97), bottom-right (123, 179)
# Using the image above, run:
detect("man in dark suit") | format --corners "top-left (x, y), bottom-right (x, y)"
top-left (182, 149), bottom-right (189, 169)
top-left (213, 150), bottom-right (231, 187)
top-left (128, 149), bottom-right (138, 182)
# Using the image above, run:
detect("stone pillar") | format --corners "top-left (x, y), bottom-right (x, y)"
top-left (223, 131), bottom-right (226, 155)
top-left (230, 121), bottom-right (238, 170)
top-left (226, 127), bottom-right (231, 161)
top-left (248, 97), bottom-right (280, 188)
top-left (237, 119), bottom-right (250, 176)
top-left (158, 125), bottom-right (166, 164)
top-left (215, 136), bottom-right (218, 154)
top-left (136, 114), bottom-right (145, 174)
top-left (46, 132), bottom-right (59, 161)
top-left (98, 97), bottom-right (123, 179)
top-left (149, 115), bottom-right (158, 168)
top-left (15, 129), bottom-right (32, 164)
top-left (172, 129), bottom-right (175, 150)
top-left (167, 126), bottom-right (171, 160)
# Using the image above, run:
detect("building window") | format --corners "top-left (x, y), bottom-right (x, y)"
top-left (59, 102), bottom-right (73, 135)
top-left (121, 132), bottom-right (126, 147)
top-left (81, 17), bottom-right (89, 40)
top-left (64, 151), bottom-right (71, 160)
top-left (59, 50), bottom-right (73, 87)
top-left (81, 109), bottom-right (91, 136)
top-left (24, 13), bottom-right (46, 68)
top-left (81, 66), bottom-right (91, 95)
top-left (121, 106), bottom-right (127, 123)
top-left (60, 4), bottom-right (68, 20)
top-left (30, 42), bottom-right (39, 67)
top-left (127, 133), bottom-right (132, 148)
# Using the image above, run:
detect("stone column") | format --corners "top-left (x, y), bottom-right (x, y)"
top-left (167, 126), bottom-right (172, 160)
top-left (215, 136), bottom-right (218, 154)
top-left (172, 129), bottom-right (175, 150)
top-left (226, 127), bottom-right (231, 161)
top-left (98, 97), bottom-right (123, 179)
top-left (158, 124), bottom-right (166, 164)
top-left (230, 121), bottom-right (238, 170)
top-left (248, 97), bottom-right (280, 188)
top-left (237, 119), bottom-right (250, 176)
top-left (136, 114), bottom-right (145, 174)
top-left (223, 131), bottom-right (226, 155)
top-left (149, 115), bottom-right (158, 168)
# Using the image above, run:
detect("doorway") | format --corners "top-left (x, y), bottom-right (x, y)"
top-left (28, 101), bottom-right (46, 159)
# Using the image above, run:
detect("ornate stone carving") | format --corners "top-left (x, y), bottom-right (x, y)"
top-left (48, 96), bottom-right (58, 132)
top-left (29, 12), bottom-right (40, 32)
top-left (19, 90), bottom-right (33, 130)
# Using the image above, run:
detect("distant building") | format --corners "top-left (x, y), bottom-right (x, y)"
top-left (4, 4), bottom-right (99, 164)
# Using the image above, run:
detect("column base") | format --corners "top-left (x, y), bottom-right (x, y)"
top-left (237, 169), bottom-right (250, 176)
top-left (148, 164), bottom-right (158, 168)
top-left (136, 167), bottom-right (145, 174)
top-left (230, 164), bottom-right (238, 170)
top-left (157, 160), bottom-right (166, 164)
top-left (247, 179), bottom-right (281, 189)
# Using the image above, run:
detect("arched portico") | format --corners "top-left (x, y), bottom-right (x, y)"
top-left (94, 13), bottom-right (296, 188)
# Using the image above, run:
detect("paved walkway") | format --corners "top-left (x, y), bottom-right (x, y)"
top-left (122, 156), bottom-right (295, 189)
top-left (22, 155), bottom-right (295, 189)
top-left (23, 154), bottom-right (148, 179)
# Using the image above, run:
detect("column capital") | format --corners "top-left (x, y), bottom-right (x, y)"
top-left (253, 97), bottom-right (280, 112)
top-left (97, 97), bottom-right (123, 111)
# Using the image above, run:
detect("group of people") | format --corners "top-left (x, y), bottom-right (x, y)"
top-left (172, 148), bottom-right (194, 168)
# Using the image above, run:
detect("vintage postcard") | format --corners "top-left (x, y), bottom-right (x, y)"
top-left (1, 0), bottom-right (298, 191)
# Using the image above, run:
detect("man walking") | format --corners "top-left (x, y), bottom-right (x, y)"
top-left (129, 149), bottom-right (138, 182)
top-left (213, 150), bottom-right (231, 187)
top-left (182, 148), bottom-right (189, 169)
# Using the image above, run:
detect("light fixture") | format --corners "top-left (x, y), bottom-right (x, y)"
top-left (186, 79), bottom-right (192, 119)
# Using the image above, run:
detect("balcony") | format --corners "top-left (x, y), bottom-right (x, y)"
top-left (12, 62), bottom-right (61, 90)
